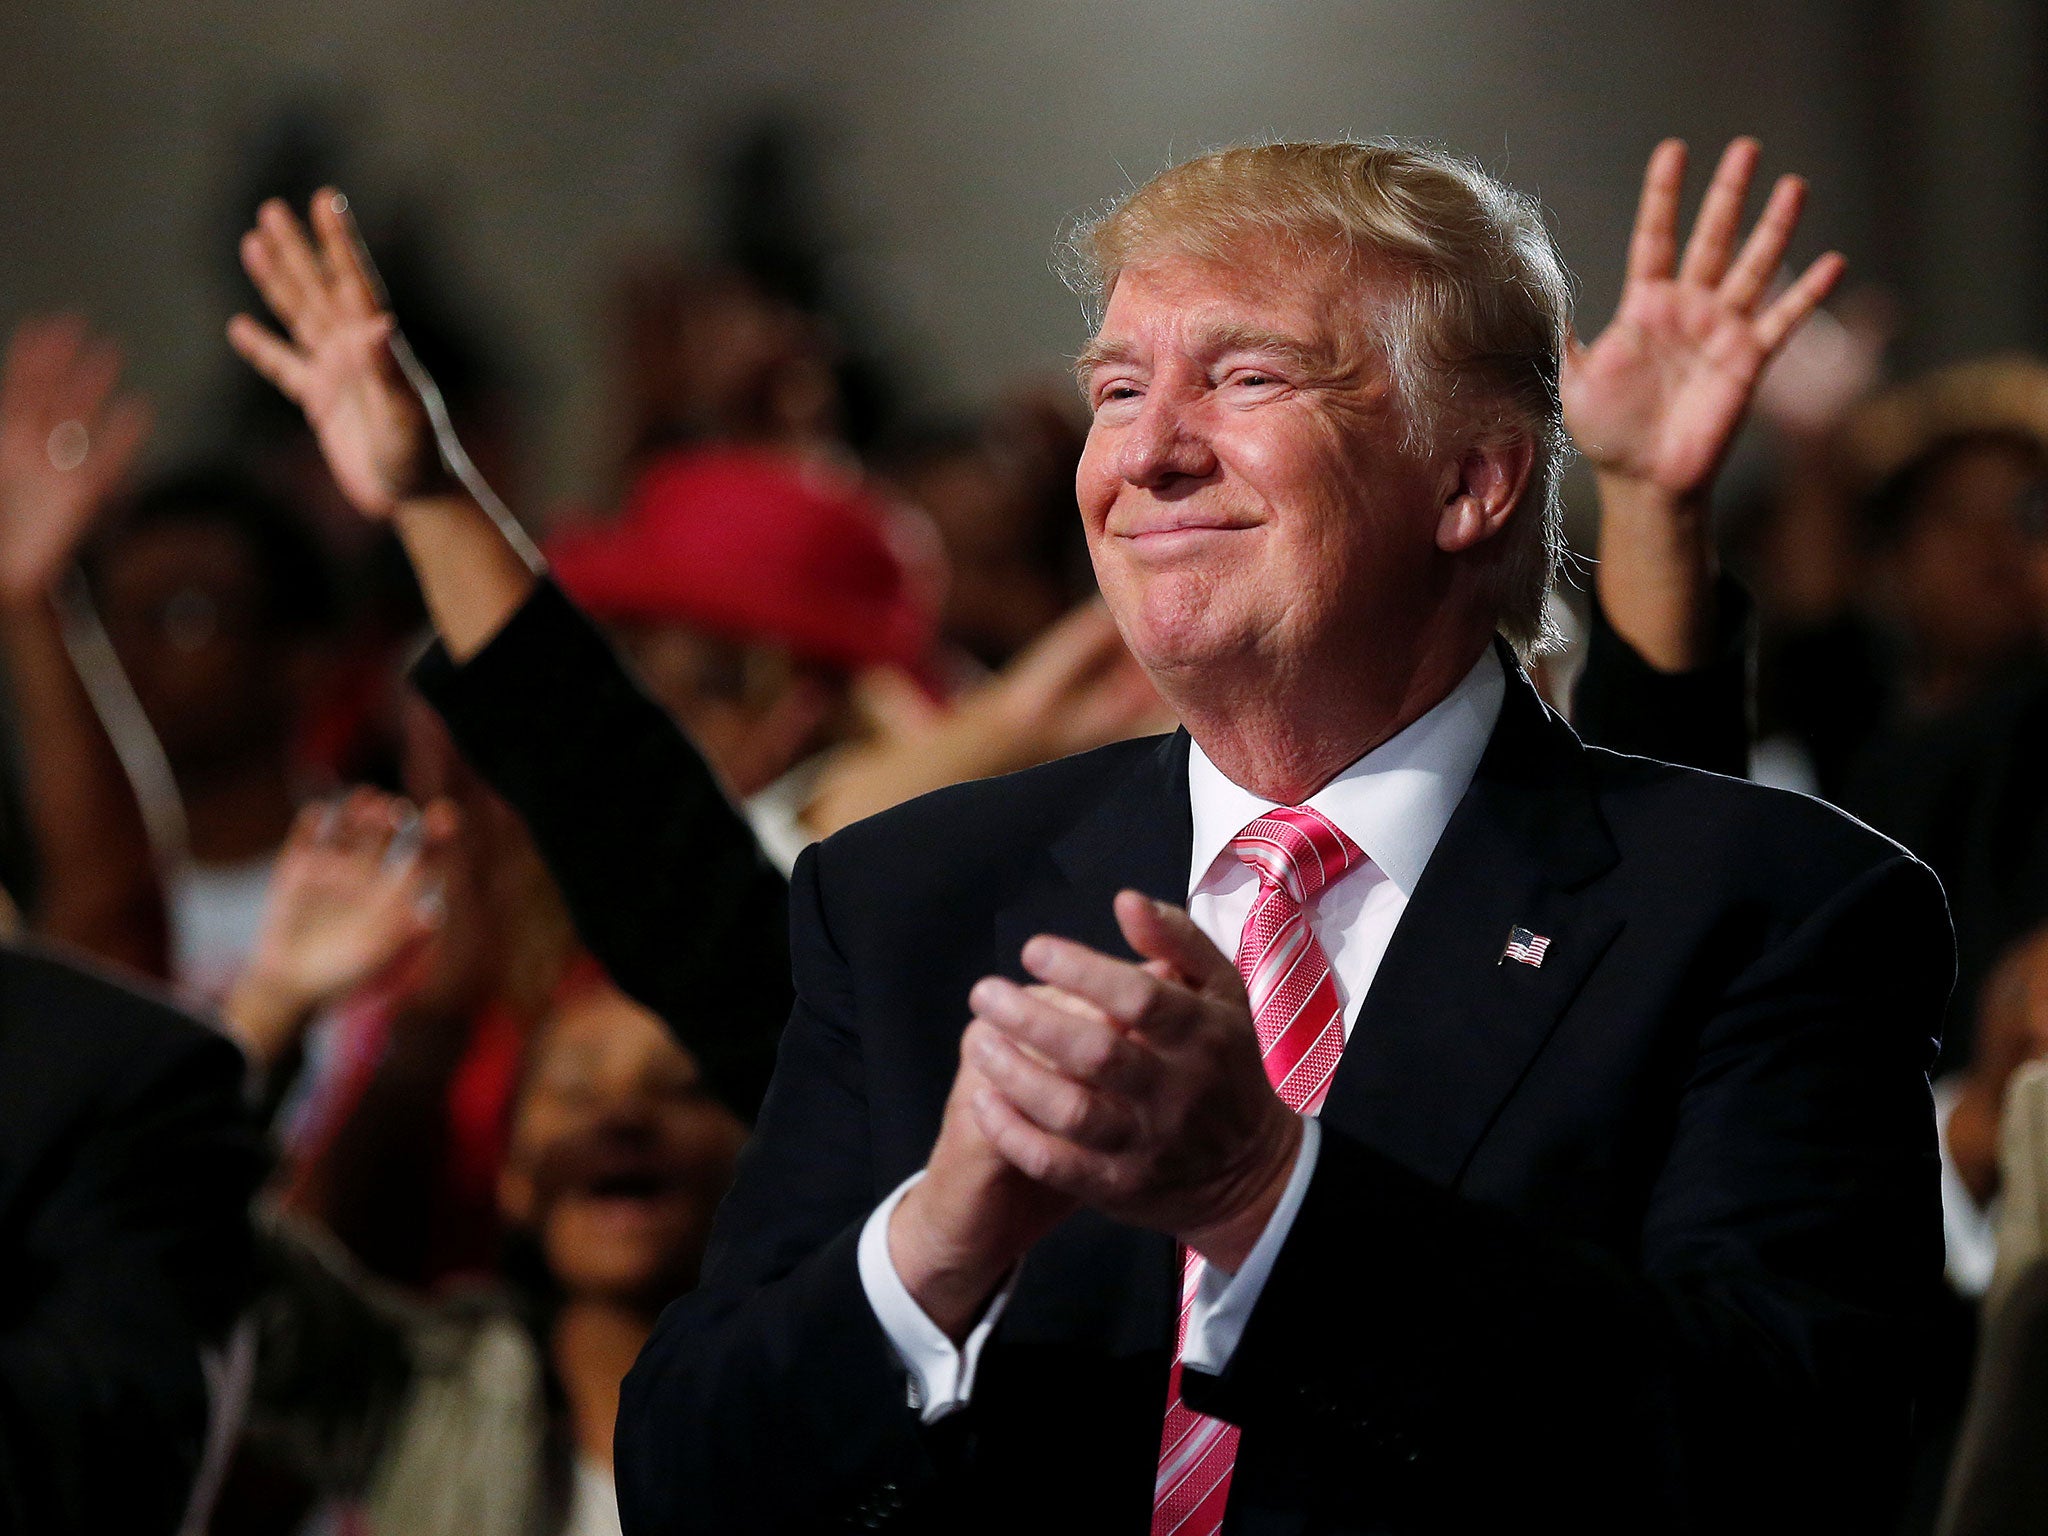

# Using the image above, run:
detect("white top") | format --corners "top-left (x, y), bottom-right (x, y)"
top-left (1931, 1076), bottom-right (1998, 1297)
top-left (169, 854), bottom-right (277, 1009)
top-left (859, 649), bottom-right (1506, 1421)
top-left (563, 1455), bottom-right (623, 1536)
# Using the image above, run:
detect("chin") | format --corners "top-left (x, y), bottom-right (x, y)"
top-left (1118, 592), bottom-right (1257, 679)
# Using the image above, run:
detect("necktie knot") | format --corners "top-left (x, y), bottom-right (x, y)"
top-left (1228, 805), bottom-right (1364, 906)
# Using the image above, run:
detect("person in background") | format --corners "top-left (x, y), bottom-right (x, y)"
top-left (0, 934), bottom-right (263, 1534)
top-left (877, 396), bottom-right (1089, 671)
top-left (89, 464), bottom-right (340, 1003)
top-left (547, 441), bottom-right (1166, 873)
top-left (0, 316), bottom-right (264, 1536)
top-left (543, 443), bottom-right (943, 873)
top-left (269, 698), bottom-right (581, 1289)
top-left (1830, 368), bottom-right (2048, 1058)
top-left (1942, 930), bottom-right (2048, 1283)
top-left (215, 785), bottom-right (745, 1536)
top-left (1566, 318), bottom-right (2048, 1536)
top-left (1575, 349), bottom-right (2048, 1066)
top-left (221, 784), bottom-right (457, 1092)
top-left (226, 192), bottom-right (1166, 1121)
top-left (611, 258), bottom-right (848, 471)
top-left (0, 316), bottom-right (167, 977)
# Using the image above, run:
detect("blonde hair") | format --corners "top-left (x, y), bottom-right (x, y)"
top-left (1062, 139), bottom-right (1573, 651)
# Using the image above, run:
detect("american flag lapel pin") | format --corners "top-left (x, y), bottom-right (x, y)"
top-left (1500, 925), bottom-right (1551, 968)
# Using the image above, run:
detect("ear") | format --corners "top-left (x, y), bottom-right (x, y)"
top-left (1435, 437), bottom-right (1536, 555)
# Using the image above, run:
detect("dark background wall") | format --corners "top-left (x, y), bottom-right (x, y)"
top-left (0, 0), bottom-right (2038, 504)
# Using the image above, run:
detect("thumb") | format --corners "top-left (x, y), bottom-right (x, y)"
top-left (1113, 890), bottom-right (1240, 1000)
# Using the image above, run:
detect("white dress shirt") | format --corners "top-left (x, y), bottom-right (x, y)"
top-left (858, 649), bottom-right (1507, 1421)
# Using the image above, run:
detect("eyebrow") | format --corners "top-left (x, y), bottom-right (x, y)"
top-left (1073, 323), bottom-right (1340, 390)
top-left (1072, 336), bottom-right (1135, 388)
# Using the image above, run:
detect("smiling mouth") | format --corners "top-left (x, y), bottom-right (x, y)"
top-left (1120, 520), bottom-right (1257, 539)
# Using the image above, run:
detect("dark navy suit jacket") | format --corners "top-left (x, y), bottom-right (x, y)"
top-left (614, 654), bottom-right (1952, 1535)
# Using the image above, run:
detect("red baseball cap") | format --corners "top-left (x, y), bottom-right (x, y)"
top-left (546, 446), bottom-right (937, 676)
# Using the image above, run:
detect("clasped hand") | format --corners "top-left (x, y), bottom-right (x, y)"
top-left (893, 891), bottom-right (1299, 1338)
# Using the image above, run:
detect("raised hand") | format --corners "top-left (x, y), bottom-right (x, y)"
top-left (1563, 138), bottom-right (1845, 497)
top-left (228, 191), bottom-right (438, 518)
top-left (0, 317), bottom-right (151, 604)
top-left (224, 788), bottom-right (457, 1066)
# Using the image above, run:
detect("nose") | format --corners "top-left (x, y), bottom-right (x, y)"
top-left (1115, 387), bottom-right (1218, 490)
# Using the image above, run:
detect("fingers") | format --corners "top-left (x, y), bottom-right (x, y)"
top-left (1718, 174), bottom-right (1807, 313)
top-left (49, 334), bottom-right (122, 430)
top-left (2, 316), bottom-right (86, 431)
top-left (1111, 891), bottom-right (1242, 999)
top-left (310, 188), bottom-right (385, 322)
top-left (1677, 137), bottom-right (1761, 289)
top-left (1017, 925), bottom-right (1208, 1047)
top-left (225, 314), bottom-right (311, 402)
top-left (969, 1073), bottom-right (1110, 1196)
top-left (278, 801), bottom-right (332, 862)
top-left (1624, 138), bottom-right (1687, 284)
top-left (257, 199), bottom-right (333, 328)
top-left (1754, 251), bottom-right (1847, 355)
top-left (332, 787), bottom-right (401, 861)
top-left (240, 200), bottom-right (337, 345)
top-left (1013, 897), bottom-right (1241, 1045)
top-left (968, 975), bottom-right (1153, 1096)
top-left (3, 317), bottom-right (104, 434)
top-left (966, 1018), bottom-right (1138, 1152)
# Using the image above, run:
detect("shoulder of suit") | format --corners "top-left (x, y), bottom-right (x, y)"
top-left (1579, 741), bottom-right (1933, 889)
top-left (0, 942), bottom-right (242, 1088)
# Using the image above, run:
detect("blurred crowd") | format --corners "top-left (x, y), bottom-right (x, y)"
top-left (5, 115), bottom-right (2048, 1536)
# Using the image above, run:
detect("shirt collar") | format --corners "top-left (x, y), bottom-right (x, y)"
top-left (1186, 647), bottom-right (1507, 900)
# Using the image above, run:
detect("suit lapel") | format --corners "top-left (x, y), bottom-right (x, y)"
top-left (990, 730), bottom-right (1195, 971)
top-left (1320, 652), bottom-right (1623, 1188)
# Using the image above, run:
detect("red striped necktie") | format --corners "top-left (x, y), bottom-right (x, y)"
top-left (1151, 804), bottom-right (1365, 1536)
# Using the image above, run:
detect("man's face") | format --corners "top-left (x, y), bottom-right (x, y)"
top-left (1075, 249), bottom-right (1444, 689)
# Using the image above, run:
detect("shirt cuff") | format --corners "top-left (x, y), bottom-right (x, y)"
top-left (856, 1171), bottom-right (1016, 1424)
top-left (1181, 1115), bottom-right (1321, 1376)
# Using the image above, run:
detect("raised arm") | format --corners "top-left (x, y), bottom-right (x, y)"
top-left (228, 191), bottom-right (536, 661)
top-left (1564, 138), bottom-right (1842, 674)
top-left (0, 318), bottom-right (165, 974)
top-left (227, 193), bottom-right (791, 1116)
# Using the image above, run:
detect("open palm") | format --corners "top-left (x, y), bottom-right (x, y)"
top-left (1563, 139), bottom-right (1844, 497)
top-left (227, 192), bottom-right (434, 518)
top-left (0, 317), bottom-right (150, 602)
top-left (245, 789), bottom-right (456, 1018)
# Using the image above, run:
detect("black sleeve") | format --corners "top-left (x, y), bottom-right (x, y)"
top-left (411, 579), bottom-right (789, 1119)
top-left (1183, 853), bottom-right (1951, 1532)
top-left (615, 846), bottom-right (947, 1536)
top-left (0, 1021), bottom-right (263, 1536)
top-left (1571, 574), bottom-right (1753, 778)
